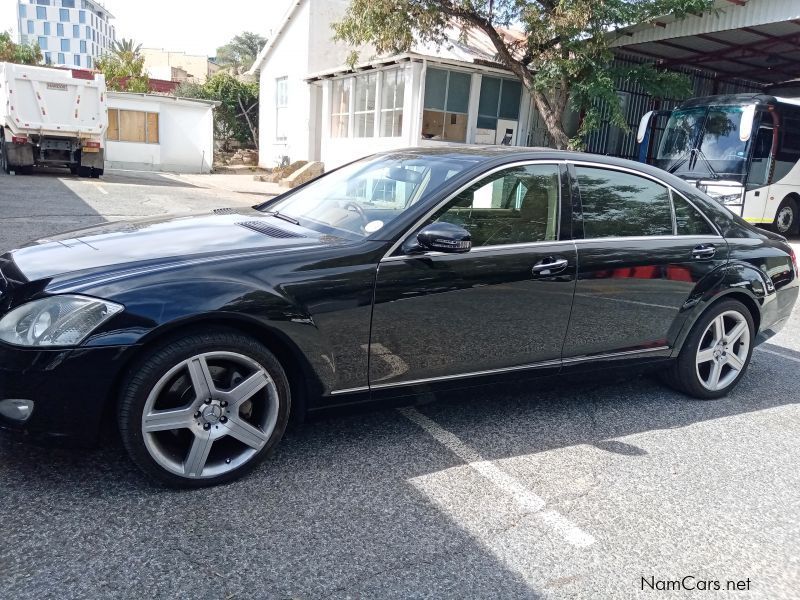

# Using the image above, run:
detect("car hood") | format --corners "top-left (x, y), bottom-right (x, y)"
top-left (6, 210), bottom-right (349, 282)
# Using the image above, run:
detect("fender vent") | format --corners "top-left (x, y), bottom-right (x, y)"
top-left (213, 207), bottom-right (237, 215)
top-left (237, 221), bottom-right (305, 238)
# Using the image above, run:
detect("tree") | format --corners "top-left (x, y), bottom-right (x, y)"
top-left (111, 38), bottom-right (143, 59)
top-left (333, 0), bottom-right (714, 149)
top-left (0, 31), bottom-right (42, 65)
top-left (95, 51), bottom-right (149, 93)
top-left (176, 72), bottom-right (259, 150)
top-left (215, 32), bottom-right (267, 72)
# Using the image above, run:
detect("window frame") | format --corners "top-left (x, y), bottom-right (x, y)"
top-left (421, 67), bottom-right (471, 143)
top-left (569, 161), bottom-right (721, 240)
top-left (106, 109), bottom-right (160, 145)
top-left (275, 76), bottom-right (289, 142)
top-left (383, 160), bottom-right (568, 261)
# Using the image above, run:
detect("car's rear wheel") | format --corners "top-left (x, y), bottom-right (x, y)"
top-left (118, 329), bottom-right (291, 487)
top-left (663, 299), bottom-right (754, 399)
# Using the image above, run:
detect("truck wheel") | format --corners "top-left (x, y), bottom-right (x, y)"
top-left (0, 144), bottom-right (9, 175)
top-left (90, 167), bottom-right (103, 178)
top-left (17, 166), bottom-right (33, 175)
top-left (772, 197), bottom-right (798, 236)
top-left (69, 165), bottom-right (78, 175)
top-left (78, 166), bottom-right (92, 177)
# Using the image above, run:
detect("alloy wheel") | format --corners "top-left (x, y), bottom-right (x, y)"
top-left (141, 351), bottom-right (280, 479)
top-left (695, 310), bottom-right (751, 391)
top-left (776, 205), bottom-right (794, 234)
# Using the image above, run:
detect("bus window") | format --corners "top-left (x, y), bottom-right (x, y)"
top-left (748, 127), bottom-right (773, 188)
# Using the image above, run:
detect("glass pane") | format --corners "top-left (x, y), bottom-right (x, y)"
top-left (422, 109), bottom-right (444, 140)
top-left (577, 167), bottom-right (673, 238)
top-left (355, 112), bottom-right (374, 138)
top-left (477, 116), bottom-right (497, 130)
top-left (443, 112), bottom-right (467, 142)
top-left (446, 72), bottom-right (471, 113)
top-left (673, 193), bottom-right (714, 235)
top-left (381, 69), bottom-right (399, 110)
top-left (424, 68), bottom-right (447, 110)
top-left (478, 77), bottom-right (501, 118)
top-left (331, 79), bottom-right (351, 115)
top-left (499, 80), bottom-right (522, 119)
top-left (355, 73), bottom-right (376, 112)
top-left (380, 109), bottom-right (402, 138)
top-left (331, 114), bottom-right (349, 138)
top-left (432, 164), bottom-right (560, 246)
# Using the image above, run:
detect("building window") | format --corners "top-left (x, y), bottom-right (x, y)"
top-left (44, 22), bottom-right (51, 35)
top-left (38, 36), bottom-right (48, 50)
top-left (353, 73), bottom-right (377, 138)
top-left (422, 68), bottom-right (470, 142)
top-left (19, 4), bottom-right (26, 18)
top-left (380, 68), bottom-right (404, 137)
top-left (61, 38), bottom-right (70, 51)
top-left (86, 56), bottom-right (92, 68)
top-left (74, 54), bottom-right (80, 66)
top-left (57, 52), bottom-right (64, 64)
top-left (476, 76), bottom-right (521, 143)
top-left (85, 25), bottom-right (90, 37)
top-left (107, 109), bottom-right (160, 144)
top-left (73, 24), bottom-right (79, 37)
top-left (44, 52), bottom-right (52, 64)
top-left (62, 0), bottom-right (75, 7)
top-left (59, 8), bottom-right (69, 21)
top-left (79, 10), bottom-right (85, 23)
top-left (330, 78), bottom-right (352, 138)
top-left (27, 20), bottom-right (34, 34)
top-left (36, 6), bottom-right (47, 19)
top-left (275, 77), bottom-right (288, 141)
top-left (80, 40), bottom-right (86, 53)
top-left (56, 23), bottom-right (63, 36)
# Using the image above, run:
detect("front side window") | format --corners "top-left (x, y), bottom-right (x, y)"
top-left (422, 68), bottom-right (470, 142)
top-left (275, 77), bottom-right (288, 141)
top-left (430, 164), bottom-right (560, 246)
top-left (262, 154), bottom-right (479, 240)
top-left (576, 166), bottom-right (673, 238)
top-left (354, 72), bottom-right (377, 138)
top-left (330, 78), bottom-right (351, 138)
top-left (380, 68), bottom-right (404, 137)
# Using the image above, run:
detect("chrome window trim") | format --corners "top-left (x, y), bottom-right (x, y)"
top-left (570, 160), bottom-right (723, 239)
top-left (380, 159), bottom-right (568, 262)
top-left (382, 239), bottom-right (577, 262)
top-left (329, 346), bottom-right (669, 394)
top-left (571, 234), bottom-right (723, 244)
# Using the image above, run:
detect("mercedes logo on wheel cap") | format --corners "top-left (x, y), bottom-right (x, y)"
top-left (202, 405), bottom-right (223, 424)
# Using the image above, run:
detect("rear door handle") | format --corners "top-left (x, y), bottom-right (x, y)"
top-left (532, 257), bottom-right (568, 276)
top-left (692, 244), bottom-right (716, 260)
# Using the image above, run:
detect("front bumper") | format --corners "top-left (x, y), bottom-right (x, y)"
top-left (0, 343), bottom-right (131, 445)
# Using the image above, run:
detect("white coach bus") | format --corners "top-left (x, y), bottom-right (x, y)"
top-left (637, 94), bottom-right (800, 235)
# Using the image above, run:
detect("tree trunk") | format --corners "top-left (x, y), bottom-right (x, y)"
top-left (529, 88), bottom-right (569, 150)
top-left (237, 94), bottom-right (259, 150)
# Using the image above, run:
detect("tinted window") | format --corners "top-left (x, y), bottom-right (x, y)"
top-left (673, 193), bottom-right (715, 236)
top-left (576, 167), bottom-right (673, 238)
top-left (431, 164), bottom-right (560, 246)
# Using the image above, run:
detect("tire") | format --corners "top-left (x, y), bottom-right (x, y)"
top-left (662, 299), bottom-right (754, 399)
top-left (118, 328), bottom-right (291, 488)
top-left (0, 140), bottom-right (9, 175)
top-left (78, 166), bottom-right (92, 177)
top-left (772, 197), bottom-right (798, 236)
top-left (69, 165), bottom-right (78, 175)
top-left (90, 167), bottom-right (103, 178)
top-left (17, 165), bottom-right (33, 175)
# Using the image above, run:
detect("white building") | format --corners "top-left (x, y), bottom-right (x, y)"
top-left (15, 0), bottom-right (116, 70)
top-left (250, 0), bottom-right (533, 170)
top-left (105, 92), bottom-right (218, 174)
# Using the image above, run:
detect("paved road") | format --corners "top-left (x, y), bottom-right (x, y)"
top-left (1, 170), bottom-right (799, 599)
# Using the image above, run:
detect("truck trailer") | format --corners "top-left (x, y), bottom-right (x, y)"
top-left (0, 62), bottom-right (108, 177)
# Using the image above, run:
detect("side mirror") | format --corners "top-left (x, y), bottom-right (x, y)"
top-left (408, 222), bottom-right (472, 254)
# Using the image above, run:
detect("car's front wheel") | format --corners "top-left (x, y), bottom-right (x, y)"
top-left (118, 329), bottom-right (291, 487)
top-left (664, 299), bottom-right (754, 399)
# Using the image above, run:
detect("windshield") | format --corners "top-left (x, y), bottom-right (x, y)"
top-left (259, 153), bottom-right (478, 240)
top-left (655, 105), bottom-right (754, 180)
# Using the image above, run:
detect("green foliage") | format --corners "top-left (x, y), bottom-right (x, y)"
top-left (0, 31), bottom-right (42, 65)
top-left (176, 72), bottom-right (259, 149)
top-left (333, 0), bottom-right (715, 148)
top-left (215, 32), bottom-right (267, 71)
top-left (112, 38), bottom-right (143, 59)
top-left (95, 50), bottom-right (150, 93)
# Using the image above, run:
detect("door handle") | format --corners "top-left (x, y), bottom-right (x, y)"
top-left (532, 257), bottom-right (568, 276)
top-left (692, 244), bottom-right (716, 260)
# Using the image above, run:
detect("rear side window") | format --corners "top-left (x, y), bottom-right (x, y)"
top-left (673, 192), bottom-right (716, 236)
top-left (576, 167), bottom-right (673, 238)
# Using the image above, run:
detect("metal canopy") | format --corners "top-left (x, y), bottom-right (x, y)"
top-left (615, 18), bottom-right (800, 86)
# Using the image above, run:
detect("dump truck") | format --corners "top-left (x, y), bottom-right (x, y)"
top-left (0, 62), bottom-right (107, 177)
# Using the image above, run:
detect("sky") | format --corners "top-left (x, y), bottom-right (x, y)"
top-left (2, 0), bottom-right (290, 57)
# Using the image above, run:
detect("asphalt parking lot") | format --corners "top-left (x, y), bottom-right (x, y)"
top-left (1, 169), bottom-right (799, 599)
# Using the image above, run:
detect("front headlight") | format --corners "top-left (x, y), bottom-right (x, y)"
top-left (714, 193), bottom-right (743, 206)
top-left (0, 295), bottom-right (123, 347)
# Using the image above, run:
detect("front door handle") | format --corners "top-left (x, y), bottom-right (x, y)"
top-left (692, 244), bottom-right (716, 260)
top-left (532, 257), bottom-right (568, 276)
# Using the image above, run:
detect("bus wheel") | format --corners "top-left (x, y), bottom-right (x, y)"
top-left (773, 198), bottom-right (798, 236)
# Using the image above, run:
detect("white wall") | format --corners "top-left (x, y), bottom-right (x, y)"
top-left (105, 94), bottom-right (215, 174)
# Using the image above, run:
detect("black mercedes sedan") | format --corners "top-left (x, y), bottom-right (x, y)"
top-left (0, 148), bottom-right (797, 487)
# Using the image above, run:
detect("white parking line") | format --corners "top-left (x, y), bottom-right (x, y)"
top-left (756, 346), bottom-right (800, 363)
top-left (95, 184), bottom-right (108, 195)
top-left (399, 407), bottom-right (596, 548)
